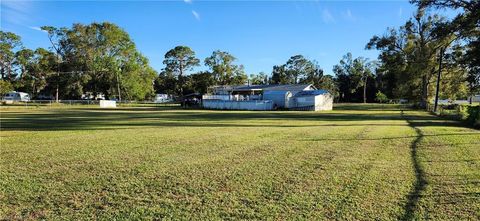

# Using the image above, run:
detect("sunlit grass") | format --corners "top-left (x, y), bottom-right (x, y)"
top-left (1, 104), bottom-right (479, 220)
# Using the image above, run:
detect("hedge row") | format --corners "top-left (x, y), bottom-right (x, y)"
top-left (437, 104), bottom-right (480, 128)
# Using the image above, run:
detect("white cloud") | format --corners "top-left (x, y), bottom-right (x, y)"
top-left (342, 9), bottom-right (355, 22)
top-left (1, 1), bottom-right (34, 25)
top-left (322, 9), bottom-right (335, 24)
top-left (398, 8), bottom-right (403, 17)
top-left (29, 26), bottom-right (47, 33)
top-left (192, 10), bottom-right (200, 21)
top-left (184, 0), bottom-right (192, 4)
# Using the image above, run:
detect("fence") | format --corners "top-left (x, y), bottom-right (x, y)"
top-left (202, 94), bottom-right (262, 101)
top-left (203, 99), bottom-right (274, 110)
top-left (0, 100), bottom-right (181, 108)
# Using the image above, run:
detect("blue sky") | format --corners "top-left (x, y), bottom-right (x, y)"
top-left (1, 0), bottom-right (419, 76)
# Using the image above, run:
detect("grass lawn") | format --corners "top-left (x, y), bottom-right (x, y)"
top-left (1, 104), bottom-right (479, 220)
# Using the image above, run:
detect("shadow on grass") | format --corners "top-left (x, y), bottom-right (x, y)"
top-left (0, 106), bottom-right (469, 132)
top-left (303, 132), bottom-right (478, 141)
top-left (400, 111), bottom-right (428, 221)
top-left (0, 108), bottom-right (414, 131)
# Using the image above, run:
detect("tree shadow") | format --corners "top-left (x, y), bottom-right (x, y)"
top-left (0, 107), bottom-right (458, 132)
top-left (399, 112), bottom-right (428, 221)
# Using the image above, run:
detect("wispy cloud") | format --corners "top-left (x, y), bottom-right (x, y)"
top-left (29, 26), bottom-right (47, 33)
top-left (184, 0), bottom-right (192, 4)
top-left (322, 9), bottom-right (335, 24)
top-left (191, 10), bottom-right (200, 21)
top-left (1, 1), bottom-right (34, 25)
top-left (342, 9), bottom-right (356, 22)
top-left (398, 8), bottom-right (403, 18)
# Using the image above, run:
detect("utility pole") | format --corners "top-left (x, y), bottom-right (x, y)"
top-left (56, 54), bottom-right (60, 103)
top-left (363, 72), bottom-right (368, 104)
top-left (116, 69), bottom-right (121, 102)
top-left (433, 47), bottom-right (444, 113)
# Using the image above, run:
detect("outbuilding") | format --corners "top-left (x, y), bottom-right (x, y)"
top-left (291, 90), bottom-right (333, 111)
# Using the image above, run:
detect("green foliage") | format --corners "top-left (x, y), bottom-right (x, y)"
top-left (270, 55), bottom-right (334, 94)
top-left (164, 46), bottom-right (200, 77)
top-left (204, 50), bottom-right (244, 85)
top-left (0, 80), bottom-right (13, 96)
top-left (333, 53), bottom-right (374, 102)
top-left (163, 46), bottom-right (200, 95)
top-left (285, 55), bottom-right (315, 84)
top-left (249, 72), bottom-right (269, 85)
top-left (466, 106), bottom-right (480, 128)
top-left (375, 91), bottom-right (389, 103)
top-left (30, 23), bottom-right (157, 100)
top-left (0, 31), bottom-right (22, 81)
top-left (437, 104), bottom-right (480, 128)
top-left (317, 75), bottom-right (339, 99)
top-left (188, 71), bottom-right (215, 94)
top-left (270, 64), bottom-right (289, 84)
top-left (411, 1), bottom-right (480, 96)
top-left (366, 10), bottom-right (461, 107)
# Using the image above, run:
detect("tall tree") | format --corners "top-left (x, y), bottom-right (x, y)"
top-left (299, 62), bottom-right (324, 88)
top-left (39, 22), bottom-right (156, 100)
top-left (285, 55), bottom-right (315, 84)
top-left (270, 64), bottom-right (289, 84)
top-left (163, 46), bottom-right (200, 95)
top-left (0, 31), bottom-right (22, 81)
top-left (333, 53), bottom-right (375, 103)
top-left (367, 10), bottom-right (455, 107)
top-left (411, 0), bottom-right (480, 102)
top-left (204, 50), bottom-right (245, 85)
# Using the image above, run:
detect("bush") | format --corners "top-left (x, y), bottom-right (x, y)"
top-left (375, 91), bottom-right (389, 103)
top-left (436, 104), bottom-right (480, 128)
top-left (466, 106), bottom-right (480, 128)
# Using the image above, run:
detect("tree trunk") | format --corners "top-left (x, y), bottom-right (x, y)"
top-left (420, 75), bottom-right (428, 109)
top-left (363, 76), bottom-right (367, 104)
top-left (179, 62), bottom-right (184, 95)
top-left (56, 83), bottom-right (59, 102)
top-left (116, 72), bottom-right (121, 101)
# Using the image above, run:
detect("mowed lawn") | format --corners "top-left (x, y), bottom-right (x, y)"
top-left (0, 104), bottom-right (479, 220)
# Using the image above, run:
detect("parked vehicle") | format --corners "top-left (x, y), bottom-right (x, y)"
top-left (2, 91), bottom-right (31, 102)
top-left (154, 94), bottom-right (173, 103)
top-left (81, 92), bottom-right (105, 100)
top-left (35, 94), bottom-right (54, 100)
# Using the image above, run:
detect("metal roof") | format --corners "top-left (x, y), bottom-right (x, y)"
top-left (263, 84), bottom-right (313, 91)
top-left (294, 90), bottom-right (330, 97)
top-left (228, 84), bottom-right (313, 92)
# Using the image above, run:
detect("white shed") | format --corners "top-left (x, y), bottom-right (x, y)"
top-left (263, 90), bottom-right (293, 109)
top-left (292, 90), bottom-right (333, 111)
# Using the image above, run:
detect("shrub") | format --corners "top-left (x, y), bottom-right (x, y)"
top-left (375, 91), bottom-right (389, 103)
top-left (466, 106), bottom-right (480, 128)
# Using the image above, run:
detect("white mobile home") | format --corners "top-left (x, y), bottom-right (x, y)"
top-left (2, 91), bottom-right (30, 103)
top-left (203, 84), bottom-right (333, 111)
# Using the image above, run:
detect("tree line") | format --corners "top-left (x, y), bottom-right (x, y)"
top-left (1, 0), bottom-right (478, 107)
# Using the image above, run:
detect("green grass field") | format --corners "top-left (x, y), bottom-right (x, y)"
top-left (1, 104), bottom-right (479, 220)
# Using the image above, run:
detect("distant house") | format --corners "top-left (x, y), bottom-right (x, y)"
top-left (202, 84), bottom-right (333, 111)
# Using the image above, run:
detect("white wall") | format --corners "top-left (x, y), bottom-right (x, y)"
top-left (100, 100), bottom-right (116, 108)
top-left (314, 94), bottom-right (333, 111)
top-left (293, 94), bottom-right (333, 111)
top-left (203, 100), bottom-right (274, 110)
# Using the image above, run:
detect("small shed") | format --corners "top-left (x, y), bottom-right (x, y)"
top-left (292, 90), bottom-right (333, 111)
top-left (263, 90), bottom-right (293, 109)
